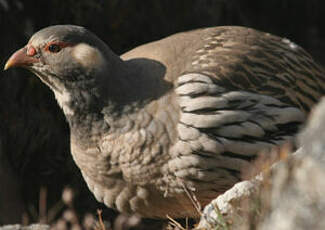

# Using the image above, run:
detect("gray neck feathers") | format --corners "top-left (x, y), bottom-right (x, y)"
top-left (56, 56), bottom-right (172, 142)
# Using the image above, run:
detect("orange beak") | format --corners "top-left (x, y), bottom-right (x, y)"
top-left (4, 47), bottom-right (39, 70)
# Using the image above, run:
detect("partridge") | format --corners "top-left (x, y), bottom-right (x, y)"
top-left (4, 25), bottom-right (324, 218)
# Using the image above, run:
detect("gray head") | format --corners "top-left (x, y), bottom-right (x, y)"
top-left (4, 25), bottom-right (120, 93)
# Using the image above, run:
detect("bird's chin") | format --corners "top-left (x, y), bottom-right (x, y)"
top-left (31, 70), bottom-right (63, 94)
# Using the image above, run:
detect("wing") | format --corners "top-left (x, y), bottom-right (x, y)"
top-left (185, 26), bottom-right (324, 112)
top-left (166, 27), bottom-right (324, 196)
top-left (167, 73), bottom-right (305, 195)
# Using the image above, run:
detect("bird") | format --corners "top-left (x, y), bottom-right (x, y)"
top-left (4, 25), bottom-right (324, 218)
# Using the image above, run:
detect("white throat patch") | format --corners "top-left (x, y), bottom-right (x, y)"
top-left (54, 90), bottom-right (74, 116)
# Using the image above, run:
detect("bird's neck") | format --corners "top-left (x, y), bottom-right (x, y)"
top-left (54, 84), bottom-right (109, 143)
top-left (55, 58), bottom-right (171, 142)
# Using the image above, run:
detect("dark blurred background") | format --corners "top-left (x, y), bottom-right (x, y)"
top-left (0, 0), bottom-right (324, 227)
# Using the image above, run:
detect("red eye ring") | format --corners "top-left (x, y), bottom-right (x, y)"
top-left (45, 41), bottom-right (74, 53)
top-left (48, 44), bottom-right (61, 53)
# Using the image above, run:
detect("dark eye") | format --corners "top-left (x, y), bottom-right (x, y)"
top-left (48, 44), bottom-right (61, 53)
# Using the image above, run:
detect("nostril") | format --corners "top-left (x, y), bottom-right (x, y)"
top-left (27, 46), bottom-right (36, 56)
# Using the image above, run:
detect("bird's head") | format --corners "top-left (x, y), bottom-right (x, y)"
top-left (4, 25), bottom-right (167, 118)
top-left (4, 25), bottom-right (119, 93)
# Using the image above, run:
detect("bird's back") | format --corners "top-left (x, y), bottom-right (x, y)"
top-left (122, 26), bottom-right (324, 111)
